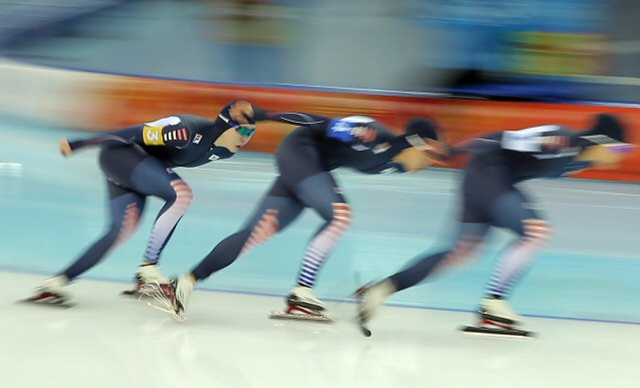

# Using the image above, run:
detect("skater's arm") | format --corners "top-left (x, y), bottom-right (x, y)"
top-left (453, 126), bottom-right (576, 157)
top-left (357, 160), bottom-right (407, 174)
top-left (62, 125), bottom-right (142, 156)
top-left (358, 137), bottom-right (448, 174)
top-left (451, 132), bottom-right (503, 156)
top-left (218, 100), bottom-right (331, 128)
top-left (61, 117), bottom-right (194, 156)
top-left (253, 107), bottom-right (331, 128)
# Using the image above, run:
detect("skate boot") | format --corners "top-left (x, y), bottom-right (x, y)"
top-left (354, 280), bottom-right (395, 337)
top-left (478, 297), bottom-right (522, 326)
top-left (461, 297), bottom-right (533, 338)
top-left (143, 273), bottom-right (194, 322)
top-left (287, 285), bottom-right (325, 312)
top-left (270, 286), bottom-right (334, 322)
top-left (24, 275), bottom-right (73, 307)
top-left (122, 263), bottom-right (170, 297)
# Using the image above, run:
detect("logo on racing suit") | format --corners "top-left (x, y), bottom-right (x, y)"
top-left (372, 143), bottom-right (391, 154)
top-left (142, 126), bottom-right (165, 146)
top-left (351, 126), bottom-right (377, 143)
top-left (380, 167), bottom-right (398, 174)
top-left (351, 144), bottom-right (370, 151)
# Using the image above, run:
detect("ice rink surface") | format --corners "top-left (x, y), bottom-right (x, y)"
top-left (1, 116), bottom-right (639, 387)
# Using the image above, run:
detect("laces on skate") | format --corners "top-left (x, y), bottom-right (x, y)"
top-left (139, 282), bottom-right (187, 322)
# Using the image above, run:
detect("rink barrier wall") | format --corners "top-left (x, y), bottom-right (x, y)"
top-left (1, 59), bottom-right (638, 183)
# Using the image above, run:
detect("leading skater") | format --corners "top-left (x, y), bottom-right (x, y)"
top-left (154, 108), bottom-right (449, 319)
top-left (356, 113), bottom-right (633, 336)
top-left (27, 101), bottom-right (284, 305)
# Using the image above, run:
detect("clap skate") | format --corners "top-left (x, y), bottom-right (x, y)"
top-left (353, 280), bottom-right (395, 337)
top-left (139, 275), bottom-right (192, 322)
top-left (121, 264), bottom-right (169, 298)
top-left (460, 298), bottom-right (534, 338)
top-left (22, 276), bottom-right (74, 308)
top-left (121, 273), bottom-right (147, 298)
top-left (269, 286), bottom-right (335, 323)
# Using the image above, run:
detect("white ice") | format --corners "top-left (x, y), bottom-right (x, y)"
top-left (2, 272), bottom-right (639, 388)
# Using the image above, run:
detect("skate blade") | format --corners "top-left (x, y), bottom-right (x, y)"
top-left (459, 325), bottom-right (534, 339)
top-left (139, 284), bottom-right (188, 323)
top-left (18, 298), bottom-right (75, 309)
top-left (269, 310), bottom-right (335, 323)
top-left (147, 301), bottom-right (188, 322)
top-left (356, 314), bottom-right (372, 337)
top-left (120, 289), bottom-right (150, 300)
top-left (479, 312), bottom-right (518, 326)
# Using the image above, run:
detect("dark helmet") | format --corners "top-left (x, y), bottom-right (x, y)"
top-left (582, 113), bottom-right (628, 146)
top-left (404, 118), bottom-right (440, 141)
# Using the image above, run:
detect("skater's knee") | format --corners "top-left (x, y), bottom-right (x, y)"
top-left (239, 209), bottom-right (280, 256)
top-left (522, 219), bottom-right (552, 244)
top-left (330, 202), bottom-right (352, 231)
top-left (111, 204), bottom-right (143, 245)
top-left (170, 180), bottom-right (193, 210)
top-left (445, 237), bottom-right (483, 265)
top-left (103, 226), bottom-right (121, 243)
top-left (248, 209), bottom-right (279, 240)
top-left (171, 180), bottom-right (193, 207)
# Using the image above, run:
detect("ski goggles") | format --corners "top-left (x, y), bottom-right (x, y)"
top-left (235, 125), bottom-right (256, 137)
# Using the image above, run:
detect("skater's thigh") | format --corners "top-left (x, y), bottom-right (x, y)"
top-left (447, 208), bottom-right (490, 261)
top-left (294, 172), bottom-right (346, 221)
top-left (99, 144), bottom-right (181, 200)
top-left (276, 132), bottom-right (325, 186)
top-left (129, 159), bottom-right (184, 200)
top-left (240, 176), bottom-right (305, 232)
top-left (487, 189), bottom-right (543, 235)
top-left (99, 144), bottom-right (147, 188)
top-left (454, 221), bottom-right (491, 243)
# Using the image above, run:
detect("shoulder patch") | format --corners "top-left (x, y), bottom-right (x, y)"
top-left (142, 126), bottom-right (165, 146)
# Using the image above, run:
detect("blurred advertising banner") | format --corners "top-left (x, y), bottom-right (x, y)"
top-left (1, 60), bottom-right (637, 182)
top-left (92, 75), bottom-right (639, 183)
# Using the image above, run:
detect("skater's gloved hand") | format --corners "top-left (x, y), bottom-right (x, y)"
top-left (229, 101), bottom-right (255, 125)
top-left (59, 138), bottom-right (73, 157)
top-left (424, 138), bottom-right (450, 165)
top-left (393, 146), bottom-right (435, 172)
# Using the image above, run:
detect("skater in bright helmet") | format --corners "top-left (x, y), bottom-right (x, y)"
top-left (355, 113), bottom-right (634, 336)
top-left (155, 109), bottom-right (449, 320)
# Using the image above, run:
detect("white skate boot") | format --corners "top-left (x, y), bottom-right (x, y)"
top-left (143, 273), bottom-right (194, 322)
top-left (479, 297), bottom-right (523, 326)
top-left (25, 275), bottom-right (72, 307)
top-left (172, 273), bottom-right (195, 315)
top-left (354, 280), bottom-right (395, 337)
top-left (122, 263), bottom-right (170, 297)
top-left (461, 297), bottom-right (533, 338)
top-left (270, 286), bottom-right (334, 322)
top-left (287, 285), bottom-right (325, 311)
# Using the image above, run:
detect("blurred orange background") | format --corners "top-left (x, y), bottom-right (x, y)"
top-left (92, 76), bottom-right (640, 183)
